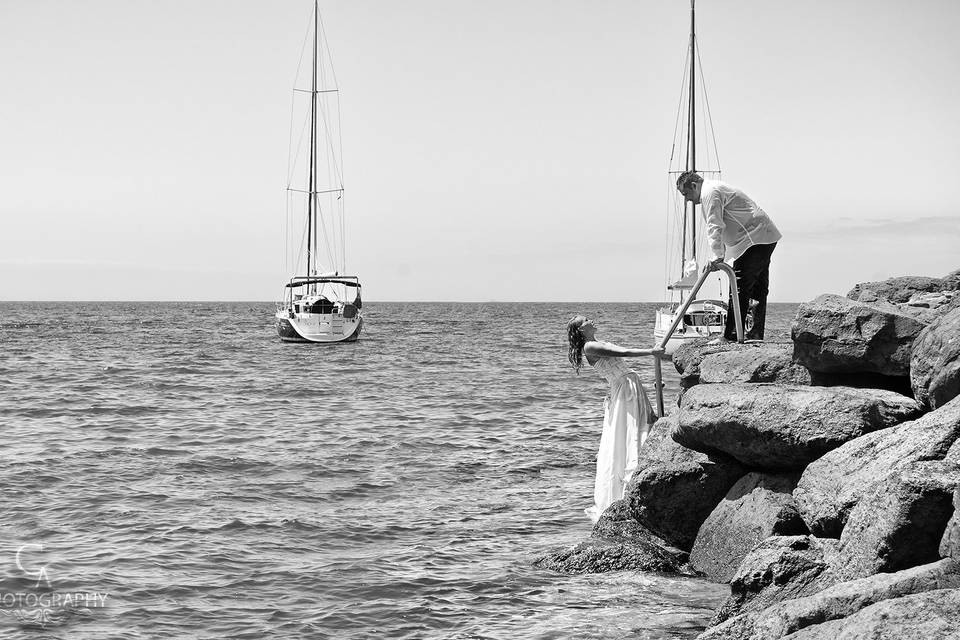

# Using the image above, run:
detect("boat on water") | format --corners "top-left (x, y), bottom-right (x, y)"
top-left (276, 1), bottom-right (363, 344)
top-left (653, 0), bottom-right (730, 356)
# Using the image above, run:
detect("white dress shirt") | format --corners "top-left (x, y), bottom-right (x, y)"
top-left (700, 180), bottom-right (782, 262)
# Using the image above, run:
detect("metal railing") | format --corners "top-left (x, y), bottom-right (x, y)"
top-left (652, 263), bottom-right (743, 417)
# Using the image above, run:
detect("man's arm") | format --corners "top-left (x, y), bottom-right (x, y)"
top-left (703, 189), bottom-right (726, 261)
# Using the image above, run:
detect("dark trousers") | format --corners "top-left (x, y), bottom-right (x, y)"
top-left (724, 242), bottom-right (776, 340)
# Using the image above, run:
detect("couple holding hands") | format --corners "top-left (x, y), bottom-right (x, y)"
top-left (568, 172), bottom-right (781, 521)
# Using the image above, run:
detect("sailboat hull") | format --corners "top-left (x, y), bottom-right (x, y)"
top-left (653, 302), bottom-right (726, 357)
top-left (276, 312), bottom-right (363, 344)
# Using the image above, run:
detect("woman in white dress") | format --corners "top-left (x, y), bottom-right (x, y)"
top-left (567, 315), bottom-right (661, 522)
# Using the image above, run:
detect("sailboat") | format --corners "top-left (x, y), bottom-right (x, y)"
top-left (653, 0), bottom-right (727, 355)
top-left (276, 1), bottom-right (363, 344)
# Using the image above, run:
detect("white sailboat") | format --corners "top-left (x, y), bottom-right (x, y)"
top-left (276, 1), bottom-right (363, 344)
top-left (653, 0), bottom-right (728, 356)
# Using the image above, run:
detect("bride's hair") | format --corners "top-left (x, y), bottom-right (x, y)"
top-left (567, 315), bottom-right (587, 374)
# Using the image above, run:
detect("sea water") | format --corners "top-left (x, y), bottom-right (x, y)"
top-left (0, 302), bottom-right (798, 639)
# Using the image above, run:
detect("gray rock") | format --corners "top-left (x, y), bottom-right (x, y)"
top-left (850, 277), bottom-right (960, 325)
top-left (591, 498), bottom-right (647, 541)
top-left (902, 290), bottom-right (960, 319)
top-left (792, 293), bottom-right (928, 377)
top-left (533, 498), bottom-right (690, 575)
top-left (672, 339), bottom-right (792, 391)
top-left (833, 461), bottom-right (960, 581)
top-left (912, 307), bottom-right (960, 410)
top-left (700, 347), bottom-right (812, 386)
top-left (673, 383), bottom-right (921, 470)
top-left (940, 488), bottom-right (960, 561)
top-left (847, 274), bottom-right (958, 304)
top-left (795, 396), bottom-right (960, 538)
top-left (949, 437), bottom-right (960, 464)
top-left (847, 270), bottom-right (960, 325)
top-left (690, 473), bottom-right (808, 583)
top-left (627, 416), bottom-right (747, 551)
top-left (781, 588), bottom-right (960, 639)
top-left (591, 498), bottom-right (684, 552)
top-left (532, 537), bottom-right (688, 574)
top-left (697, 559), bottom-right (960, 640)
top-left (711, 535), bottom-right (840, 624)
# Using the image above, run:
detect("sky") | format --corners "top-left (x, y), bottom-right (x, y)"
top-left (1, 0), bottom-right (958, 302)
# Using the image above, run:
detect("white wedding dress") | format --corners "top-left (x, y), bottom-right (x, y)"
top-left (584, 345), bottom-right (655, 523)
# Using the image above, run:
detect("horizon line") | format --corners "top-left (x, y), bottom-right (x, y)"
top-left (0, 299), bottom-right (805, 304)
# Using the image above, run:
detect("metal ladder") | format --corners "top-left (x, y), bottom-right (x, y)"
top-left (651, 263), bottom-right (744, 417)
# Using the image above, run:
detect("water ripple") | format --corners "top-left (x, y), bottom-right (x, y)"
top-left (0, 301), bottom-right (798, 638)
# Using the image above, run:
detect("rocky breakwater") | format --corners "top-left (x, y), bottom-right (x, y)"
top-left (534, 269), bottom-right (960, 639)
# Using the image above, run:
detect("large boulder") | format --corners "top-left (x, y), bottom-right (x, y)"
top-left (832, 461), bottom-right (960, 581)
top-left (533, 498), bottom-right (690, 574)
top-left (911, 307), bottom-right (960, 410)
top-left (672, 339), bottom-right (780, 391)
top-left (690, 473), bottom-right (808, 583)
top-left (780, 588), bottom-right (960, 639)
top-left (698, 558), bottom-right (960, 640)
top-left (847, 270), bottom-right (960, 325)
top-left (591, 498), bottom-right (653, 542)
top-left (847, 274), bottom-right (956, 304)
top-left (532, 537), bottom-right (687, 574)
top-left (949, 436), bottom-right (960, 464)
top-left (899, 290), bottom-right (960, 323)
top-left (711, 535), bottom-right (840, 624)
top-left (670, 338), bottom-right (756, 390)
top-left (795, 396), bottom-right (960, 538)
top-left (627, 416), bottom-right (747, 550)
top-left (673, 383), bottom-right (921, 470)
top-left (700, 347), bottom-right (812, 386)
top-left (792, 294), bottom-right (927, 377)
top-left (940, 488), bottom-right (960, 561)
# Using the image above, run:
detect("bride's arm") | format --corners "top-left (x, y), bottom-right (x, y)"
top-left (584, 341), bottom-right (663, 358)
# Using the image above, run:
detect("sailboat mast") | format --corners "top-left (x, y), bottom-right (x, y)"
top-left (307, 0), bottom-right (319, 288)
top-left (687, 0), bottom-right (697, 263)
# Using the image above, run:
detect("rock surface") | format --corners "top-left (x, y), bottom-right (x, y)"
top-left (711, 536), bottom-right (840, 624)
top-left (532, 537), bottom-right (687, 574)
top-left (697, 558), bottom-right (960, 640)
top-left (832, 461), bottom-right (960, 581)
top-left (534, 500), bottom-right (689, 574)
top-left (795, 396), bottom-right (960, 538)
top-left (591, 498), bottom-right (651, 542)
top-left (673, 383), bottom-right (921, 470)
top-left (627, 416), bottom-right (747, 550)
top-left (847, 274), bottom-right (957, 304)
top-left (940, 488), bottom-right (960, 562)
top-left (672, 340), bottom-right (785, 391)
top-left (848, 272), bottom-right (960, 324)
top-left (699, 348), bottom-right (812, 386)
top-left (792, 294), bottom-right (927, 377)
top-left (690, 473), bottom-right (808, 583)
top-left (911, 307), bottom-right (960, 410)
top-left (781, 588), bottom-right (960, 639)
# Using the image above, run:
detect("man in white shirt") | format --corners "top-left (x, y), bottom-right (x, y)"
top-left (676, 171), bottom-right (782, 341)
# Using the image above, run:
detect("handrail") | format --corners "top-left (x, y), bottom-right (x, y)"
top-left (651, 262), bottom-right (743, 417)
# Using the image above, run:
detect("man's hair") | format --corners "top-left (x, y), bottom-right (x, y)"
top-left (676, 171), bottom-right (702, 191)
